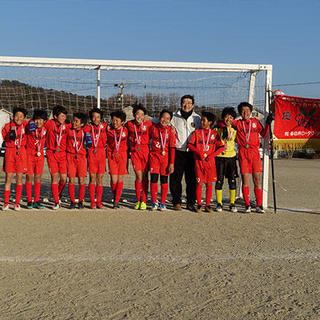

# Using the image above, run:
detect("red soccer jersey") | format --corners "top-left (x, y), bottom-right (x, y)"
top-left (149, 123), bottom-right (176, 154)
top-left (126, 120), bottom-right (152, 149)
top-left (188, 128), bottom-right (223, 157)
top-left (233, 118), bottom-right (264, 149)
top-left (83, 122), bottom-right (108, 150)
top-left (26, 125), bottom-right (47, 154)
top-left (2, 120), bottom-right (28, 149)
top-left (44, 119), bottom-right (71, 152)
top-left (66, 127), bottom-right (87, 155)
top-left (106, 125), bottom-right (128, 153)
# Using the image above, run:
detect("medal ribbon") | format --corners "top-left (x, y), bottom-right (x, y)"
top-left (14, 125), bottom-right (24, 150)
top-left (55, 123), bottom-right (63, 149)
top-left (242, 119), bottom-right (252, 146)
top-left (114, 127), bottom-right (123, 153)
top-left (134, 122), bottom-right (143, 146)
top-left (73, 130), bottom-right (84, 153)
top-left (91, 124), bottom-right (101, 148)
top-left (35, 128), bottom-right (46, 152)
top-left (159, 127), bottom-right (168, 152)
top-left (201, 129), bottom-right (211, 152)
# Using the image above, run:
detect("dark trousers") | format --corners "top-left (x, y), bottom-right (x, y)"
top-left (169, 150), bottom-right (196, 205)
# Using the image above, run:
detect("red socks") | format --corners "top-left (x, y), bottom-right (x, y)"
top-left (4, 190), bottom-right (10, 204)
top-left (89, 183), bottom-right (95, 204)
top-left (15, 184), bottom-right (23, 204)
top-left (206, 184), bottom-right (213, 206)
top-left (195, 184), bottom-right (202, 206)
top-left (68, 184), bottom-right (75, 203)
top-left (79, 184), bottom-right (85, 202)
top-left (150, 182), bottom-right (158, 203)
top-left (51, 183), bottom-right (59, 203)
top-left (242, 185), bottom-right (250, 206)
top-left (141, 179), bottom-right (148, 203)
top-left (254, 188), bottom-right (263, 207)
top-left (135, 181), bottom-right (142, 202)
top-left (25, 182), bottom-right (32, 202)
top-left (34, 182), bottom-right (41, 202)
top-left (115, 182), bottom-right (123, 203)
top-left (96, 185), bottom-right (103, 204)
top-left (160, 183), bottom-right (168, 204)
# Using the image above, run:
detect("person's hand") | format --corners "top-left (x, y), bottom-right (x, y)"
top-left (167, 163), bottom-right (174, 175)
top-left (266, 113), bottom-right (274, 125)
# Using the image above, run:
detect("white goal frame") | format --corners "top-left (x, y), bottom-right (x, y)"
top-left (0, 56), bottom-right (272, 208)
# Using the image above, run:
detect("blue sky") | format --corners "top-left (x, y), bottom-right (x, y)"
top-left (1, 0), bottom-right (320, 98)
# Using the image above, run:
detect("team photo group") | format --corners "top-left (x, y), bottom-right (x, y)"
top-left (1, 94), bottom-right (273, 213)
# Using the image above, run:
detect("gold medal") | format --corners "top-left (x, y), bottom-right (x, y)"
top-left (204, 153), bottom-right (207, 158)
top-left (36, 152), bottom-right (41, 157)
top-left (161, 150), bottom-right (166, 156)
top-left (137, 146), bottom-right (141, 151)
top-left (93, 149), bottom-right (97, 154)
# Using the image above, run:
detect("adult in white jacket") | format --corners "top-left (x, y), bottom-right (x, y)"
top-left (170, 95), bottom-right (201, 211)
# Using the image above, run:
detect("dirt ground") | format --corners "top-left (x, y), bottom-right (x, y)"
top-left (0, 158), bottom-right (319, 319)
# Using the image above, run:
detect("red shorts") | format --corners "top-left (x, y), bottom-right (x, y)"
top-left (195, 159), bottom-right (217, 184)
top-left (131, 147), bottom-right (149, 172)
top-left (3, 147), bottom-right (27, 173)
top-left (149, 152), bottom-right (169, 176)
top-left (87, 148), bottom-right (106, 174)
top-left (67, 153), bottom-right (87, 178)
top-left (26, 152), bottom-right (45, 175)
top-left (238, 147), bottom-right (262, 174)
top-left (46, 150), bottom-right (67, 175)
top-left (108, 151), bottom-right (128, 175)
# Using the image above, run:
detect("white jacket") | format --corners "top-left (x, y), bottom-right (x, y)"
top-left (171, 110), bottom-right (201, 151)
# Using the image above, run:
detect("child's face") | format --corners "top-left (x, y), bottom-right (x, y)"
top-left (14, 112), bottom-right (25, 126)
top-left (34, 118), bottom-right (45, 128)
top-left (160, 112), bottom-right (171, 127)
top-left (201, 116), bottom-right (212, 129)
top-left (72, 117), bottom-right (84, 130)
top-left (134, 110), bottom-right (145, 124)
top-left (91, 112), bottom-right (101, 126)
top-left (240, 106), bottom-right (252, 121)
top-left (54, 112), bottom-right (67, 124)
top-left (181, 98), bottom-right (194, 113)
top-left (112, 116), bottom-right (123, 129)
top-left (223, 114), bottom-right (234, 126)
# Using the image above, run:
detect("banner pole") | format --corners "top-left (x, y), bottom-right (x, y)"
top-left (269, 120), bottom-right (277, 213)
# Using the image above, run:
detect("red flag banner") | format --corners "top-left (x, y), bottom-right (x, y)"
top-left (273, 95), bottom-right (320, 150)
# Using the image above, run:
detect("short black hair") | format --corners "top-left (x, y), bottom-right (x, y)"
top-left (180, 94), bottom-right (195, 106)
top-left (33, 109), bottom-right (48, 121)
top-left (201, 111), bottom-right (216, 124)
top-left (73, 112), bottom-right (87, 125)
top-left (89, 107), bottom-right (103, 120)
top-left (13, 107), bottom-right (27, 117)
top-left (238, 102), bottom-right (253, 114)
top-left (221, 107), bottom-right (237, 120)
top-left (53, 105), bottom-right (67, 117)
top-left (132, 103), bottom-right (147, 116)
top-left (111, 110), bottom-right (126, 122)
top-left (160, 109), bottom-right (173, 120)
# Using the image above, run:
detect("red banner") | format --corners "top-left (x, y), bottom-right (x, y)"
top-left (273, 95), bottom-right (320, 150)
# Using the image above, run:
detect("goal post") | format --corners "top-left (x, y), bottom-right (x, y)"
top-left (0, 56), bottom-right (272, 208)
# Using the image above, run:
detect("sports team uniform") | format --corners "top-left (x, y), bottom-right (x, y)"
top-left (106, 125), bottom-right (129, 203)
top-left (44, 119), bottom-right (71, 203)
top-left (233, 117), bottom-right (269, 207)
top-left (126, 119), bottom-right (152, 204)
top-left (149, 123), bottom-right (176, 205)
top-left (66, 127), bottom-right (87, 203)
top-left (25, 124), bottom-right (47, 204)
top-left (187, 128), bottom-right (224, 207)
top-left (2, 120), bottom-right (28, 206)
top-left (83, 122), bottom-right (107, 207)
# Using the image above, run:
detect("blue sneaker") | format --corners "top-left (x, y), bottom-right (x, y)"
top-left (160, 203), bottom-right (167, 211)
top-left (151, 202), bottom-right (159, 211)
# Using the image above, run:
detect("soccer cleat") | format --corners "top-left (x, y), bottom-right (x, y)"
top-left (196, 205), bottom-right (202, 213)
top-left (113, 202), bottom-right (120, 209)
top-left (52, 202), bottom-right (60, 210)
top-left (139, 202), bottom-right (147, 210)
top-left (69, 202), bottom-right (76, 209)
top-left (173, 203), bottom-right (182, 211)
top-left (134, 201), bottom-right (141, 210)
top-left (2, 203), bottom-right (10, 211)
top-left (151, 202), bottom-right (159, 211)
top-left (256, 206), bottom-right (265, 213)
top-left (159, 203), bottom-right (167, 211)
top-left (90, 202), bottom-right (97, 209)
top-left (27, 202), bottom-right (33, 209)
top-left (14, 204), bottom-right (21, 211)
top-left (33, 202), bottom-right (44, 209)
top-left (229, 203), bottom-right (237, 213)
top-left (96, 202), bottom-right (104, 209)
top-left (244, 205), bottom-right (251, 213)
top-left (204, 206), bottom-right (214, 213)
top-left (78, 201), bottom-right (84, 209)
top-left (216, 203), bottom-right (223, 212)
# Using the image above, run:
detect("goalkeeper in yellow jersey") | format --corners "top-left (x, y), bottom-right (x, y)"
top-left (214, 107), bottom-right (238, 212)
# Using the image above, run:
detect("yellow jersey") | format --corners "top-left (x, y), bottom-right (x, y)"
top-left (215, 126), bottom-right (237, 158)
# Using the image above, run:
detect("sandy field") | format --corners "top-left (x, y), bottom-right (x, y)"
top-left (0, 158), bottom-right (319, 319)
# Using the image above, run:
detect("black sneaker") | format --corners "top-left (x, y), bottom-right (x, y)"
top-left (33, 202), bottom-right (44, 209)
top-left (113, 202), bottom-right (120, 209)
top-left (69, 202), bottom-right (76, 209)
top-left (186, 203), bottom-right (196, 212)
top-left (229, 203), bottom-right (237, 213)
top-left (216, 203), bottom-right (223, 212)
top-left (27, 202), bottom-right (33, 209)
top-left (78, 201), bottom-right (84, 209)
top-left (256, 206), bottom-right (265, 213)
top-left (244, 205), bottom-right (251, 213)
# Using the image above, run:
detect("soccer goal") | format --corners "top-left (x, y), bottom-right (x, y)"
top-left (0, 56), bottom-right (272, 207)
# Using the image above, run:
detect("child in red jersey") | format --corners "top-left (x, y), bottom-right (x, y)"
top-left (188, 112), bottom-right (224, 213)
top-left (149, 109), bottom-right (176, 211)
top-left (44, 105), bottom-right (71, 210)
top-left (84, 108), bottom-right (107, 209)
top-left (106, 110), bottom-right (128, 209)
top-left (233, 102), bottom-right (273, 213)
top-left (25, 109), bottom-right (48, 209)
top-left (66, 113), bottom-right (87, 209)
top-left (126, 104), bottom-right (152, 211)
top-left (1, 107), bottom-right (28, 210)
